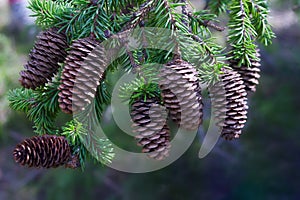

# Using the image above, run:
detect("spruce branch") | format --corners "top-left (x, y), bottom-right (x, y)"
top-left (8, 80), bottom-right (61, 135)
top-left (107, 1), bottom-right (157, 73)
top-left (29, 0), bottom-right (74, 28)
top-left (139, 21), bottom-right (149, 64)
top-left (228, 0), bottom-right (258, 66)
top-left (105, 0), bottom-right (140, 14)
top-left (248, 0), bottom-right (275, 46)
top-left (122, 0), bottom-right (158, 31)
top-left (159, 0), bottom-right (176, 30)
top-left (187, 12), bottom-right (225, 32)
top-left (158, 0), bottom-right (187, 58)
top-left (94, 81), bottom-right (111, 122)
top-left (164, 0), bottom-right (222, 64)
top-left (90, 3), bottom-right (106, 39)
top-left (62, 120), bottom-right (84, 146)
top-left (7, 88), bottom-right (35, 113)
top-left (56, 0), bottom-right (111, 41)
top-left (119, 77), bottom-right (160, 104)
top-left (125, 44), bottom-right (140, 72)
top-left (180, 0), bottom-right (189, 27)
top-left (73, 120), bottom-right (114, 165)
top-left (9, 0), bottom-right (275, 168)
top-left (198, 62), bottom-right (223, 86)
top-left (156, 0), bottom-right (225, 85)
top-left (207, 0), bottom-right (231, 15)
top-left (108, 30), bottom-right (141, 73)
top-left (62, 80), bottom-right (114, 166)
top-left (62, 119), bottom-right (115, 168)
top-left (31, 82), bottom-right (60, 135)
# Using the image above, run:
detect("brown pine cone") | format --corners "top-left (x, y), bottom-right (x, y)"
top-left (58, 37), bottom-right (107, 114)
top-left (138, 125), bottom-right (171, 160)
top-left (230, 49), bottom-right (261, 93)
top-left (19, 28), bottom-right (68, 89)
top-left (13, 135), bottom-right (79, 168)
top-left (209, 68), bottom-right (248, 140)
top-left (159, 58), bottom-right (203, 131)
top-left (131, 97), bottom-right (171, 160)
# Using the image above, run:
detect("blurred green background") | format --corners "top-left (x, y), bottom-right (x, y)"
top-left (1, 0), bottom-right (300, 199)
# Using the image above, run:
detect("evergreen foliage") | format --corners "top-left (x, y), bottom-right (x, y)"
top-left (8, 0), bottom-right (274, 168)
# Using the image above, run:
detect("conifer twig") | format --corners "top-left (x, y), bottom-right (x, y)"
top-left (112, 0), bottom-right (157, 73)
top-left (187, 12), bottom-right (225, 32)
top-left (121, 0), bottom-right (157, 31)
top-left (162, 0), bottom-right (218, 63)
top-left (109, 30), bottom-right (140, 72)
top-left (139, 20), bottom-right (149, 63)
top-left (181, 0), bottom-right (189, 27)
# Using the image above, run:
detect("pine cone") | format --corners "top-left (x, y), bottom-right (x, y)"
top-left (131, 97), bottom-right (171, 160)
top-left (159, 58), bottom-right (203, 131)
top-left (13, 135), bottom-right (78, 168)
top-left (19, 28), bottom-right (68, 89)
top-left (138, 125), bottom-right (171, 160)
top-left (58, 37), bottom-right (107, 114)
top-left (209, 68), bottom-right (248, 140)
top-left (230, 49), bottom-right (261, 93)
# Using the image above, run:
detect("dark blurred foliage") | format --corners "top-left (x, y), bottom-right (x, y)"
top-left (1, 0), bottom-right (300, 199)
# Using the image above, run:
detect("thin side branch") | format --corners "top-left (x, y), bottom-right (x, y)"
top-left (161, 0), bottom-right (218, 63)
top-left (122, 0), bottom-right (157, 31)
top-left (187, 12), bottom-right (225, 32)
top-left (181, 0), bottom-right (189, 27)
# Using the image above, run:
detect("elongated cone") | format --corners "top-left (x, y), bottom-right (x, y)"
top-left (19, 28), bottom-right (68, 89)
top-left (159, 58), bottom-right (203, 131)
top-left (13, 135), bottom-right (79, 168)
top-left (58, 37), bottom-right (107, 114)
top-left (209, 68), bottom-right (248, 140)
top-left (231, 49), bottom-right (261, 93)
top-left (131, 97), bottom-right (171, 160)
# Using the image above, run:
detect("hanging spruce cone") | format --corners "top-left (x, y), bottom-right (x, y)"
top-left (131, 97), bottom-right (171, 160)
top-left (138, 125), bottom-right (171, 160)
top-left (19, 28), bottom-right (68, 89)
top-left (159, 58), bottom-right (203, 131)
top-left (58, 37), bottom-right (107, 114)
top-left (230, 49), bottom-right (261, 93)
top-left (13, 135), bottom-right (79, 168)
top-left (209, 68), bottom-right (248, 140)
